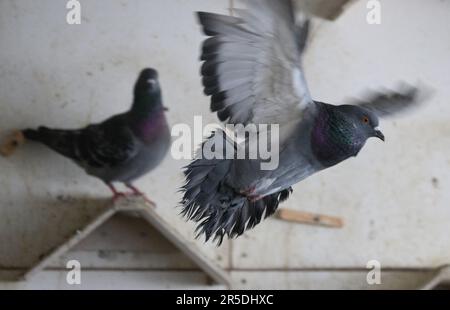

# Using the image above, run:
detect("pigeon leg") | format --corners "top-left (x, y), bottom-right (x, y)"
top-left (124, 183), bottom-right (156, 207)
top-left (249, 195), bottom-right (264, 203)
top-left (240, 186), bottom-right (262, 202)
top-left (106, 183), bottom-right (125, 201)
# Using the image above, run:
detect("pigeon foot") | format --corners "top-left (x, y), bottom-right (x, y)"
top-left (106, 183), bottom-right (129, 203)
top-left (112, 192), bottom-right (127, 202)
top-left (125, 183), bottom-right (156, 207)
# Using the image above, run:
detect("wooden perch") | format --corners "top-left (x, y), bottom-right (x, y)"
top-left (23, 195), bottom-right (230, 287)
top-left (0, 130), bottom-right (25, 157)
top-left (276, 208), bottom-right (344, 228)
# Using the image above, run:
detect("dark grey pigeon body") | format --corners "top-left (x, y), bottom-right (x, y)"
top-left (23, 68), bottom-right (170, 202)
top-left (181, 0), bottom-right (426, 244)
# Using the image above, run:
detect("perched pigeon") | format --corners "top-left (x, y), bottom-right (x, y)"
top-left (23, 68), bottom-right (171, 203)
top-left (181, 0), bottom-right (427, 244)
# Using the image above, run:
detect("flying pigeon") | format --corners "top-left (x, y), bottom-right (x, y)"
top-left (181, 0), bottom-right (427, 244)
top-left (23, 68), bottom-right (171, 203)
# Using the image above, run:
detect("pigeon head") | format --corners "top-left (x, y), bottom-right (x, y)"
top-left (337, 105), bottom-right (384, 142)
top-left (134, 68), bottom-right (160, 97)
top-left (132, 68), bottom-right (167, 116)
top-left (311, 103), bottom-right (384, 167)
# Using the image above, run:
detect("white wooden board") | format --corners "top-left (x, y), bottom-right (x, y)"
top-left (231, 270), bottom-right (437, 290)
top-left (0, 270), bottom-right (225, 290)
top-left (50, 214), bottom-right (200, 269)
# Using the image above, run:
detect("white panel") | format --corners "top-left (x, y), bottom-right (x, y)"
top-left (0, 0), bottom-right (449, 290)
top-left (0, 270), bottom-right (225, 290)
top-left (231, 271), bottom-right (436, 290)
top-left (49, 214), bottom-right (199, 269)
top-left (0, 269), bottom-right (437, 290)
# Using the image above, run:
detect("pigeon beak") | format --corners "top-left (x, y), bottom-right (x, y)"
top-left (163, 106), bottom-right (169, 112)
top-left (374, 129), bottom-right (385, 142)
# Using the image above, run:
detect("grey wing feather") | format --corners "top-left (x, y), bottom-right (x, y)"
top-left (78, 117), bottom-right (139, 168)
top-left (197, 0), bottom-right (313, 127)
top-left (353, 83), bottom-right (432, 117)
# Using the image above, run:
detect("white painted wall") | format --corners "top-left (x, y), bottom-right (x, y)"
top-left (0, 0), bottom-right (449, 289)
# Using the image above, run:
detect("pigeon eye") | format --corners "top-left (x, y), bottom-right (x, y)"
top-left (362, 116), bottom-right (370, 124)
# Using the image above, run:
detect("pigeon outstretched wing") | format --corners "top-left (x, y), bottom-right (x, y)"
top-left (198, 0), bottom-right (313, 127)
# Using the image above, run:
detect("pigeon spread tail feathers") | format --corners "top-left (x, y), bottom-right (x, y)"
top-left (181, 131), bottom-right (293, 245)
top-left (23, 127), bottom-right (80, 160)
